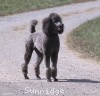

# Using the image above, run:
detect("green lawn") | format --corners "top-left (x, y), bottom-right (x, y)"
top-left (67, 17), bottom-right (100, 61)
top-left (0, 0), bottom-right (94, 16)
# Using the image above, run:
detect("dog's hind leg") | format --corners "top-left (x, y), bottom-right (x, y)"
top-left (51, 51), bottom-right (58, 82)
top-left (34, 48), bottom-right (43, 80)
top-left (22, 40), bottom-right (34, 79)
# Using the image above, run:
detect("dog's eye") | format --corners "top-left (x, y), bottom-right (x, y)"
top-left (54, 20), bottom-right (58, 23)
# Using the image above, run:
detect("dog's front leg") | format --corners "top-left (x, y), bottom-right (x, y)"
top-left (44, 53), bottom-right (51, 82)
top-left (51, 51), bottom-right (58, 82)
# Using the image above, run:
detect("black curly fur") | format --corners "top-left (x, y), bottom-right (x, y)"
top-left (30, 19), bottom-right (38, 33)
top-left (22, 13), bottom-right (64, 82)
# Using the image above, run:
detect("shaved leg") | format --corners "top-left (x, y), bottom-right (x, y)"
top-left (34, 48), bottom-right (43, 79)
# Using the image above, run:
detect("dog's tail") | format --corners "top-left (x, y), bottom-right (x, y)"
top-left (30, 19), bottom-right (38, 33)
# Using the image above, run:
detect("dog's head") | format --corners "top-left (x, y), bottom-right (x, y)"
top-left (49, 13), bottom-right (64, 34)
top-left (42, 13), bottom-right (64, 35)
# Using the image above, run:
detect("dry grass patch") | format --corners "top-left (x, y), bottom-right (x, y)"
top-left (67, 17), bottom-right (100, 61)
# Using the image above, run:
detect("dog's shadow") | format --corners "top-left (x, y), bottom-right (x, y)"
top-left (58, 79), bottom-right (100, 83)
top-left (31, 78), bottom-right (100, 83)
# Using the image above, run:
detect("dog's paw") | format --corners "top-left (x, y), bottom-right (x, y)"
top-left (47, 79), bottom-right (52, 82)
top-left (36, 76), bottom-right (41, 80)
top-left (54, 78), bottom-right (58, 82)
top-left (25, 76), bottom-right (29, 79)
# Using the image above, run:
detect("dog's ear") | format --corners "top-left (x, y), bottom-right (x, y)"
top-left (42, 17), bottom-right (52, 35)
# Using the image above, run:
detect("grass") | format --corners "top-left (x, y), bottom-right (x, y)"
top-left (67, 17), bottom-right (100, 61)
top-left (0, 0), bottom-right (95, 16)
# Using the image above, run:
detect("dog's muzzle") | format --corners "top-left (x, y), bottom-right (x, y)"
top-left (55, 22), bottom-right (63, 31)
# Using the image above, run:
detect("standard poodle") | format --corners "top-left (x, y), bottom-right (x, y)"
top-left (22, 13), bottom-right (64, 82)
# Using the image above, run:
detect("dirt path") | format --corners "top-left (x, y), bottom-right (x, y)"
top-left (0, 1), bottom-right (100, 96)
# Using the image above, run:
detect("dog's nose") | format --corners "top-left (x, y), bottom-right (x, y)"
top-left (60, 23), bottom-right (63, 27)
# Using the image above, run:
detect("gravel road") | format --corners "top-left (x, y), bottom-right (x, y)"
top-left (0, 1), bottom-right (100, 96)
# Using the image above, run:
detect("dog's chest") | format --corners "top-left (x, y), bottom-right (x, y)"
top-left (34, 34), bottom-right (60, 53)
top-left (44, 36), bottom-right (60, 48)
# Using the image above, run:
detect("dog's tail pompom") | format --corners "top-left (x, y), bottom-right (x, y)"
top-left (30, 19), bottom-right (38, 33)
